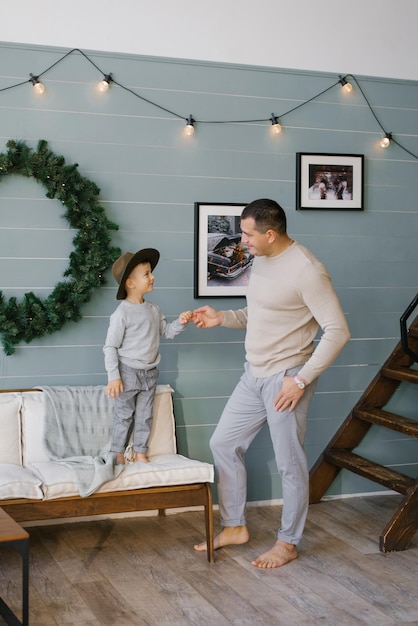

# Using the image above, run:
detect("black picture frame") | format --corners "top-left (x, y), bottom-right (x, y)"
top-left (296, 152), bottom-right (364, 210)
top-left (194, 202), bottom-right (253, 298)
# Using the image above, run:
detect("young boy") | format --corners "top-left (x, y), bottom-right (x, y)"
top-left (104, 248), bottom-right (192, 464)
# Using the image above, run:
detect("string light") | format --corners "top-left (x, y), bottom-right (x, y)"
top-left (184, 115), bottom-right (195, 136)
top-left (339, 75), bottom-right (353, 94)
top-left (0, 48), bottom-right (412, 160)
top-left (29, 73), bottom-right (45, 95)
top-left (270, 114), bottom-right (282, 134)
top-left (380, 132), bottom-right (392, 149)
top-left (98, 74), bottom-right (112, 93)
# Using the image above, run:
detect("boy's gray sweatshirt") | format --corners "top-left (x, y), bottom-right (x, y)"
top-left (104, 299), bottom-right (185, 382)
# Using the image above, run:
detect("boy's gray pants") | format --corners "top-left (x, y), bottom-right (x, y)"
top-left (110, 364), bottom-right (158, 454)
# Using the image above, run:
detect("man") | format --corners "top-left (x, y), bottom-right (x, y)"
top-left (193, 198), bottom-right (350, 568)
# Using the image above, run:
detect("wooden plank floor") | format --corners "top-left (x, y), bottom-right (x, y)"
top-left (0, 494), bottom-right (417, 625)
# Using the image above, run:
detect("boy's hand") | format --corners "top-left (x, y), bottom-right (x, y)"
top-left (179, 310), bottom-right (193, 324)
top-left (106, 378), bottom-right (123, 399)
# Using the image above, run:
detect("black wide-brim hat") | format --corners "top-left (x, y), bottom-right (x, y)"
top-left (112, 248), bottom-right (160, 300)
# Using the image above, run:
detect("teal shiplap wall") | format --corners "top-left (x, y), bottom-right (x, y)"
top-left (0, 42), bottom-right (417, 501)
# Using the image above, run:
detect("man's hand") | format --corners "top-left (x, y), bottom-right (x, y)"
top-left (193, 306), bottom-right (224, 328)
top-left (273, 376), bottom-right (305, 412)
top-left (106, 378), bottom-right (123, 399)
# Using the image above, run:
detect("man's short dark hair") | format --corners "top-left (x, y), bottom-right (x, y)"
top-left (241, 199), bottom-right (287, 235)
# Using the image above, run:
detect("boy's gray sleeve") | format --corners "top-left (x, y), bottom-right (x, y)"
top-left (103, 312), bottom-right (124, 381)
top-left (159, 315), bottom-right (186, 339)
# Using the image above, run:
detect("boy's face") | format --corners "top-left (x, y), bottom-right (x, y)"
top-left (125, 261), bottom-right (154, 297)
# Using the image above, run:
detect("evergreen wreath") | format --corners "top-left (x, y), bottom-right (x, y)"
top-left (0, 139), bottom-right (121, 355)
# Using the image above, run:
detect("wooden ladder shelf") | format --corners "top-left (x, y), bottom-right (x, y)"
top-left (309, 311), bottom-right (418, 552)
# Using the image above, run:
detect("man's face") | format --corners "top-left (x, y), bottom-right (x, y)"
top-left (240, 217), bottom-right (270, 256)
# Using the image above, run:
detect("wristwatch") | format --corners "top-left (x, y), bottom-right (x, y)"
top-left (294, 375), bottom-right (307, 389)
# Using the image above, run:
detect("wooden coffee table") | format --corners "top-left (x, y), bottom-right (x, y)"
top-left (0, 508), bottom-right (29, 626)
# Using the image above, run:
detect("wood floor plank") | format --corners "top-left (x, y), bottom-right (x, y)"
top-left (103, 518), bottom-right (230, 626)
top-left (300, 520), bottom-right (418, 623)
top-left (1, 495), bottom-right (418, 625)
top-left (178, 506), bottom-right (388, 625)
top-left (194, 553), bottom-right (318, 625)
top-left (307, 499), bottom-right (383, 554)
top-left (74, 581), bottom-right (148, 626)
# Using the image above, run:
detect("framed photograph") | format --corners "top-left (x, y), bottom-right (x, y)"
top-left (194, 202), bottom-right (253, 298)
top-left (296, 152), bottom-right (364, 210)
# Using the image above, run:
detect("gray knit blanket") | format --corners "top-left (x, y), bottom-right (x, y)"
top-left (39, 385), bottom-right (123, 497)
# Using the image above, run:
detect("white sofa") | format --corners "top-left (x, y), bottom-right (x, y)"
top-left (0, 385), bottom-right (215, 562)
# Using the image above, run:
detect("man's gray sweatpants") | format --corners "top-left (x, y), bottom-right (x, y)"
top-left (210, 362), bottom-right (317, 545)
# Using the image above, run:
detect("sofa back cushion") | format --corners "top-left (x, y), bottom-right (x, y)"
top-left (147, 384), bottom-right (176, 456)
top-left (20, 384), bottom-right (176, 465)
top-left (0, 393), bottom-right (22, 464)
top-left (21, 391), bottom-right (50, 465)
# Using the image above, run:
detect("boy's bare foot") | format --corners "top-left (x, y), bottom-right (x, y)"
top-left (251, 539), bottom-right (298, 569)
top-left (115, 452), bottom-right (125, 464)
top-left (194, 525), bottom-right (249, 552)
top-left (134, 452), bottom-right (149, 463)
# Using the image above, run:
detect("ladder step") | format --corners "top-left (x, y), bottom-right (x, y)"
top-left (324, 449), bottom-right (415, 495)
top-left (382, 366), bottom-right (418, 384)
top-left (354, 407), bottom-right (418, 438)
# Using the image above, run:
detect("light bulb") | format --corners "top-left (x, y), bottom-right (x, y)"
top-left (29, 74), bottom-right (45, 95)
top-left (98, 80), bottom-right (109, 93)
top-left (380, 133), bottom-right (391, 149)
top-left (33, 81), bottom-right (45, 95)
top-left (98, 74), bottom-right (112, 93)
top-left (339, 75), bottom-right (353, 94)
top-left (184, 116), bottom-right (195, 136)
top-left (270, 114), bottom-right (282, 135)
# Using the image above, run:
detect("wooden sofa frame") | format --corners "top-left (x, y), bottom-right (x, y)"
top-left (0, 389), bottom-right (215, 563)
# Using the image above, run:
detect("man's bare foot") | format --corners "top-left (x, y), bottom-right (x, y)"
top-left (251, 539), bottom-right (298, 569)
top-left (134, 452), bottom-right (149, 463)
top-left (194, 525), bottom-right (249, 552)
top-left (115, 452), bottom-right (125, 464)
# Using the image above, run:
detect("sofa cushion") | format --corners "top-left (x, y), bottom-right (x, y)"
top-left (143, 384), bottom-right (176, 456)
top-left (0, 394), bottom-right (22, 465)
top-left (28, 454), bottom-right (214, 500)
top-left (21, 391), bottom-right (49, 464)
top-left (98, 454), bottom-right (214, 493)
top-left (27, 463), bottom-right (78, 499)
top-left (0, 463), bottom-right (44, 500)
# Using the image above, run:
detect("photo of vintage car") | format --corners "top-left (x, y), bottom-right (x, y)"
top-left (207, 234), bottom-right (253, 280)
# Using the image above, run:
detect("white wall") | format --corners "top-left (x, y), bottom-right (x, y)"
top-left (3, 0), bottom-right (418, 81)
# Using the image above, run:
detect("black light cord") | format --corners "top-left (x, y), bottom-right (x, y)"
top-left (390, 136), bottom-right (417, 159)
top-left (278, 79), bottom-right (341, 121)
top-left (349, 74), bottom-right (386, 133)
top-left (1, 48), bottom-right (417, 159)
top-left (172, 80), bottom-right (341, 124)
top-left (110, 77), bottom-right (186, 119)
top-left (35, 47), bottom-right (80, 78)
top-left (0, 79), bottom-right (29, 92)
top-left (349, 74), bottom-right (418, 159)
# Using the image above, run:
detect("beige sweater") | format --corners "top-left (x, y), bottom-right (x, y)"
top-left (222, 241), bottom-right (350, 383)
